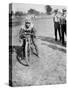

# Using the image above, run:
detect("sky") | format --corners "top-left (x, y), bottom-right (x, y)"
top-left (12, 3), bottom-right (66, 13)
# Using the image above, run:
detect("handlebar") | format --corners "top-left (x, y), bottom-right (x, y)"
top-left (21, 35), bottom-right (40, 39)
top-left (21, 33), bottom-right (35, 36)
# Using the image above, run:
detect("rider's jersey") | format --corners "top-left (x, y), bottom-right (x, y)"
top-left (19, 24), bottom-right (36, 39)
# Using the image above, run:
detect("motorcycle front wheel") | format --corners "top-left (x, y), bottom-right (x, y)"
top-left (16, 55), bottom-right (29, 66)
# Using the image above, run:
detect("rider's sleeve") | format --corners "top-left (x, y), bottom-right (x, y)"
top-left (32, 27), bottom-right (36, 38)
top-left (19, 28), bottom-right (24, 39)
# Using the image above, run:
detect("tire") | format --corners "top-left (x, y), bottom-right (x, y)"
top-left (16, 54), bottom-right (29, 66)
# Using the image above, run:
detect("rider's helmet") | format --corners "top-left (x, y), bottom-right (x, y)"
top-left (24, 16), bottom-right (33, 29)
top-left (25, 19), bottom-right (31, 28)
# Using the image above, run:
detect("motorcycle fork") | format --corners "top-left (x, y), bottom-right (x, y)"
top-left (25, 38), bottom-right (31, 64)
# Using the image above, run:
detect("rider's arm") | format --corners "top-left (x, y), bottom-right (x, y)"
top-left (31, 27), bottom-right (37, 38)
top-left (19, 28), bottom-right (24, 39)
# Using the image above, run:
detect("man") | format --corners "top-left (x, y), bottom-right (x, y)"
top-left (60, 9), bottom-right (66, 45)
top-left (53, 9), bottom-right (61, 41)
top-left (19, 19), bottom-right (39, 59)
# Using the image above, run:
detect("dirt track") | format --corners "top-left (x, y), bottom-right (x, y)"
top-left (11, 16), bottom-right (66, 86)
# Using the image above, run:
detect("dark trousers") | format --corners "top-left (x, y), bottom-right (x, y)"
top-left (61, 24), bottom-right (66, 44)
top-left (54, 22), bottom-right (61, 41)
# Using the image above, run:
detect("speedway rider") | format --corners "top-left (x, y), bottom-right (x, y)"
top-left (19, 18), bottom-right (39, 59)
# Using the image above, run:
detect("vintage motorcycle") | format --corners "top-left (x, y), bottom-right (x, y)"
top-left (17, 30), bottom-right (34, 66)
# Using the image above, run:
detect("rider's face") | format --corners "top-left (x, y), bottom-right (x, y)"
top-left (25, 22), bottom-right (30, 28)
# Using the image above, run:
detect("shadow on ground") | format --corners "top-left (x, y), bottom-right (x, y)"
top-left (38, 36), bottom-right (66, 53)
top-left (42, 43), bottom-right (66, 53)
top-left (39, 36), bottom-right (66, 47)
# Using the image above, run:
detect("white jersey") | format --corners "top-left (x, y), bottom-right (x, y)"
top-left (19, 22), bottom-right (36, 39)
top-left (54, 14), bottom-right (60, 22)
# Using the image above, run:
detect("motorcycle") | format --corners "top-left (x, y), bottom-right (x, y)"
top-left (17, 30), bottom-right (33, 66)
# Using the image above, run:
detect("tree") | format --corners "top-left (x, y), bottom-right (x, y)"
top-left (15, 11), bottom-right (24, 16)
top-left (45, 5), bottom-right (52, 15)
top-left (28, 9), bottom-right (39, 15)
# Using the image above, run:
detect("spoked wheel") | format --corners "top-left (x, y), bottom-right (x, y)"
top-left (16, 55), bottom-right (29, 66)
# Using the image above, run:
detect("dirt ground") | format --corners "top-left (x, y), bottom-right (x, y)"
top-left (10, 16), bottom-right (66, 86)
